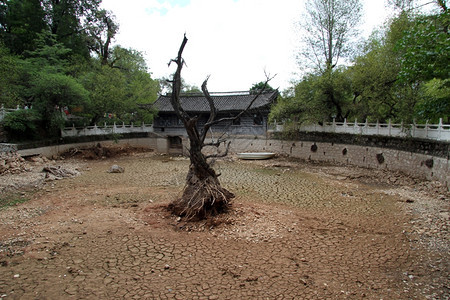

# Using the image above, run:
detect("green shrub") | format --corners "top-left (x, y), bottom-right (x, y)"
top-left (3, 109), bottom-right (40, 140)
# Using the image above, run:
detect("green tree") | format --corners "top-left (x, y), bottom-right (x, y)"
top-left (270, 68), bottom-right (353, 124)
top-left (415, 78), bottom-right (450, 123)
top-left (81, 64), bottom-right (127, 125)
top-left (109, 46), bottom-right (147, 72)
top-left (397, 11), bottom-right (449, 83)
top-left (2, 109), bottom-right (40, 140)
top-left (0, 0), bottom-right (160, 140)
top-left (79, 46), bottom-right (159, 125)
top-left (3, 32), bottom-right (90, 136)
top-left (23, 31), bottom-right (72, 72)
top-left (0, 43), bottom-right (22, 107)
top-left (30, 72), bottom-right (88, 135)
top-left (125, 69), bottom-right (159, 123)
top-left (348, 11), bottom-right (430, 123)
top-left (42, 0), bottom-right (101, 59)
top-left (250, 81), bottom-right (275, 94)
top-left (0, 0), bottom-right (47, 54)
top-left (296, 0), bottom-right (362, 122)
top-left (86, 9), bottom-right (118, 65)
top-left (350, 32), bottom-right (403, 122)
top-left (159, 76), bottom-right (201, 94)
top-left (110, 47), bottom-right (159, 118)
top-left (299, 0), bottom-right (362, 72)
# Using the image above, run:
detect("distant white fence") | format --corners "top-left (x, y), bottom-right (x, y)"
top-left (62, 123), bottom-right (153, 137)
top-left (0, 105), bottom-right (21, 122)
top-left (270, 118), bottom-right (450, 142)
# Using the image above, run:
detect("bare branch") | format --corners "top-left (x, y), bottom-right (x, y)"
top-left (205, 141), bottom-right (232, 160)
top-left (200, 76), bottom-right (217, 142)
top-left (169, 34), bottom-right (190, 123)
top-left (203, 137), bottom-right (228, 147)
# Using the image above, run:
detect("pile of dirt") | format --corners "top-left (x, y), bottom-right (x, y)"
top-left (0, 152), bottom-right (83, 194)
top-left (61, 143), bottom-right (154, 160)
top-left (0, 152), bottom-right (27, 175)
top-left (0, 152), bottom-right (51, 175)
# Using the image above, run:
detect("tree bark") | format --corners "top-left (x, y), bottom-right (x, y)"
top-left (167, 35), bottom-right (234, 219)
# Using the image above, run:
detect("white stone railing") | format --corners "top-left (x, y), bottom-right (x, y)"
top-left (61, 123), bottom-right (153, 137)
top-left (269, 118), bottom-right (450, 142)
top-left (0, 105), bottom-right (21, 122)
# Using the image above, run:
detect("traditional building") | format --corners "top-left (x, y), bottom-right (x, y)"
top-left (151, 90), bottom-right (278, 138)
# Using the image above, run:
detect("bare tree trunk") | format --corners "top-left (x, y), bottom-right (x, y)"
top-left (166, 35), bottom-right (273, 220)
top-left (169, 122), bottom-right (234, 219)
top-left (166, 35), bottom-right (234, 219)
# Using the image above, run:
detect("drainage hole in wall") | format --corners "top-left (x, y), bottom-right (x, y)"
top-left (376, 153), bottom-right (385, 164)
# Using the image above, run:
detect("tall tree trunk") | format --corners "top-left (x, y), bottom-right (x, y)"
top-left (166, 35), bottom-right (272, 219)
top-left (167, 35), bottom-right (234, 220)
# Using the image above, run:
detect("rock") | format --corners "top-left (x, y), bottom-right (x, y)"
top-left (108, 165), bottom-right (125, 173)
top-left (0, 152), bottom-right (30, 175)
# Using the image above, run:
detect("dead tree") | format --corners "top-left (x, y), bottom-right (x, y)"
top-left (167, 34), bottom-right (273, 220)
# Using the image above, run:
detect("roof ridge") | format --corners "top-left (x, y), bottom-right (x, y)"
top-left (162, 90), bottom-right (276, 97)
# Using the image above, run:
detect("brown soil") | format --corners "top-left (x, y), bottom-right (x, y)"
top-left (0, 148), bottom-right (448, 299)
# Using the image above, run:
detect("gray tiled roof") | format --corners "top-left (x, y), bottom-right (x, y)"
top-left (153, 90), bottom-right (278, 113)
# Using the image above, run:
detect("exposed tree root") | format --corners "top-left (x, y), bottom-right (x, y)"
top-left (169, 172), bottom-right (235, 220)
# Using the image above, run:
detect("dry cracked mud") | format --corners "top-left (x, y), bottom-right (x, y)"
top-left (0, 151), bottom-right (448, 299)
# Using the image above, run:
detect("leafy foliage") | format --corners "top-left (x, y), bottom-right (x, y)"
top-left (3, 109), bottom-right (40, 140)
top-left (0, 0), bottom-right (158, 140)
top-left (415, 78), bottom-right (450, 123)
top-left (159, 76), bottom-right (201, 94)
top-left (250, 81), bottom-right (275, 94)
top-left (42, 0), bottom-right (101, 59)
top-left (86, 8), bottom-right (118, 65)
top-left (0, 43), bottom-right (22, 107)
top-left (0, 0), bottom-right (47, 55)
top-left (275, 5), bottom-right (449, 126)
top-left (31, 71), bottom-right (89, 133)
top-left (81, 64), bottom-right (127, 125)
top-left (270, 68), bottom-right (353, 124)
top-left (397, 11), bottom-right (450, 82)
top-left (299, 0), bottom-right (362, 72)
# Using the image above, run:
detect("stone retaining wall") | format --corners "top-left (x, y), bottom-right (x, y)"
top-left (220, 137), bottom-right (449, 188)
top-left (16, 138), bottom-right (164, 158)
top-left (11, 134), bottom-right (449, 188)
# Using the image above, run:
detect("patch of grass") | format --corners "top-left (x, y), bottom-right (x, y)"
top-left (0, 193), bottom-right (29, 209)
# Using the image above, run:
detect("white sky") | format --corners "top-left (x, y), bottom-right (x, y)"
top-left (100, 0), bottom-right (397, 92)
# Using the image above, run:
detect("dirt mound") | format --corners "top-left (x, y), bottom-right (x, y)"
top-left (0, 152), bottom-right (51, 175)
top-left (0, 152), bottom-right (83, 194)
top-left (61, 143), bottom-right (153, 160)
